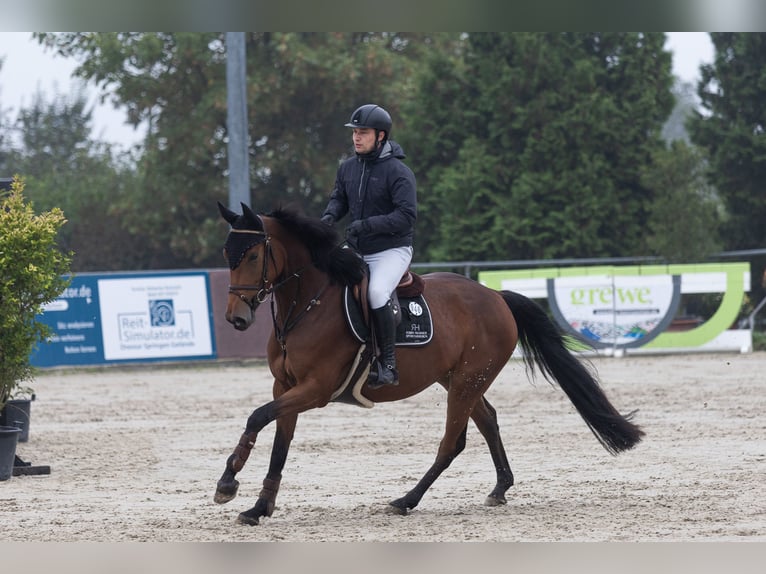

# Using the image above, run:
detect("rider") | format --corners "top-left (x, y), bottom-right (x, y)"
top-left (321, 104), bottom-right (417, 388)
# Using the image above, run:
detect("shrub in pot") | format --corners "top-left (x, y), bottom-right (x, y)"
top-left (0, 177), bottom-right (71, 452)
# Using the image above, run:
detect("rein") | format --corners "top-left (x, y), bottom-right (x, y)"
top-left (270, 274), bottom-right (330, 354)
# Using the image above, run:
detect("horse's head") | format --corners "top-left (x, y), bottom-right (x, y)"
top-left (218, 201), bottom-right (367, 332)
top-left (218, 201), bottom-right (279, 331)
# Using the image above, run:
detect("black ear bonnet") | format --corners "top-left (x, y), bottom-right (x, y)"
top-left (220, 203), bottom-right (267, 270)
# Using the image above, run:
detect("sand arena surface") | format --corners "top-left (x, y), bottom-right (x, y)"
top-left (1, 352), bottom-right (764, 542)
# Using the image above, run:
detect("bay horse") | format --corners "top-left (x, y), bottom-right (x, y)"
top-left (214, 202), bottom-right (644, 525)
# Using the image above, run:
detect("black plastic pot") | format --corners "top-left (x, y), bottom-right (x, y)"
top-left (0, 398), bottom-right (32, 443)
top-left (0, 425), bottom-right (21, 481)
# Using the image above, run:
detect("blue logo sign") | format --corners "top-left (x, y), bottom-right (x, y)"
top-left (149, 299), bottom-right (175, 326)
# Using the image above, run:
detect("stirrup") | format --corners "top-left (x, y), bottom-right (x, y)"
top-left (367, 360), bottom-right (399, 389)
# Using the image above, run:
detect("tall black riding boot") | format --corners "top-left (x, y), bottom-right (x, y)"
top-left (368, 300), bottom-right (399, 389)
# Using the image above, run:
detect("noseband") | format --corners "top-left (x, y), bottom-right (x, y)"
top-left (227, 229), bottom-right (275, 311)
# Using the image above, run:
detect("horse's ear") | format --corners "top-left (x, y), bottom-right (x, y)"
top-left (218, 201), bottom-right (239, 225)
top-left (241, 202), bottom-right (263, 230)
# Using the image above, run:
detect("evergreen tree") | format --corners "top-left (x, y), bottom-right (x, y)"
top-left (662, 79), bottom-right (696, 144)
top-left (688, 32), bottom-right (766, 250)
top-left (641, 141), bottom-right (722, 261)
top-left (404, 33), bottom-right (674, 261)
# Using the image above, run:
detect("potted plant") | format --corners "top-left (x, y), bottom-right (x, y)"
top-left (0, 177), bottom-right (71, 479)
top-left (0, 384), bottom-right (35, 443)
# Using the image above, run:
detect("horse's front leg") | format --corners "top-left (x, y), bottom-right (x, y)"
top-left (236, 412), bottom-right (298, 525)
top-left (214, 398), bottom-right (281, 505)
top-left (214, 379), bottom-right (328, 524)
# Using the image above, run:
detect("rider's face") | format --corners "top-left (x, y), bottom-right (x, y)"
top-left (352, 128), bottom-right (382, 154)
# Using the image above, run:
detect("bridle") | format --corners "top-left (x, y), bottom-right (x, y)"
top-left (227, 229), bottom-right (275, 311)
top-left (226, 226), bottom-right (336, 355)
top-left (226, 227), bottom-right (328, 317)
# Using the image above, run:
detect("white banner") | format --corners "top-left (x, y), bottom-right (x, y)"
top-left (553, 274), bottom-right (676, 347)
top-left (98, 274), bottom-right (213, 361)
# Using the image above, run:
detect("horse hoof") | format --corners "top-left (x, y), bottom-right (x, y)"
top-left (237, 511), bottom-right (261, 526)
top-left (386, 500), bottom-right (409, 516)
top-left (484, 494), bottom-right (507, 507)
top-left (214, 479), bottom-right (240, 504)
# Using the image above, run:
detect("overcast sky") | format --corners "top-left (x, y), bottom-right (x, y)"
top-left (0, 32), bottom-right (144, 149)
top-left (0, 32), bottom-right (715, 150)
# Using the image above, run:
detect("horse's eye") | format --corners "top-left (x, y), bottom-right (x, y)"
top-left (247, 252), bottom-right (259, 263)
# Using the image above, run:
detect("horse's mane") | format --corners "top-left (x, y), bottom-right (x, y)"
top-left (266, 205), bottom-right (366, 287)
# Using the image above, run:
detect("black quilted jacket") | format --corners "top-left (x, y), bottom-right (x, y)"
top-left (322, 140), bottom-right (417, 255)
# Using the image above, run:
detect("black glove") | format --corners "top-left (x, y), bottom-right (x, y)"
top-left (346, 219), bottom-right (365, 238)
top-left (320, 214), bottom-right (334, 226)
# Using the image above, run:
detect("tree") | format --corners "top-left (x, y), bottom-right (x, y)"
top-left (688, 32), bottom-right (766, 250)
top-left (1, 90), bottom-right (147, 271)
top-left (641, 141), bottom-right (722, 261)
top-left (35, 32), bottom-right (438, 268)
top-left (403, 33), bottom-right (675, 262)
top-left (662, 79), bottom-right (697, 144)
top-left (0, 57), bottom-right (14, 172)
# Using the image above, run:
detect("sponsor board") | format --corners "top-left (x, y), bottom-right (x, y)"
top-left (31, 272), bottom-right (215, 366)
top-left (479, 263), bottom-right (751, 354)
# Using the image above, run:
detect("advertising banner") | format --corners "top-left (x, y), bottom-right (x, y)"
top-left (549, 274), bottom-right (680, 349)
top-left (98, 273), bottom-right (214, 361)
top-left (30, 275), bottom-right (104, 367)
top-left (479, 262), bottom-right (751, 354)
top-left (31, 272), bottom-right (216, 366)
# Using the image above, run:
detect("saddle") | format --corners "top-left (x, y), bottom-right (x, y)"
top-left (344, 271), bottom-right (433, 346)
top-left (330, 271), bottom-right (434, 408)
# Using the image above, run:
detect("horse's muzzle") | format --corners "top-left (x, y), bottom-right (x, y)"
top-left (231, 316), bottom-right (250, 331)
top-left (226, 298), bottom-right (256, 331)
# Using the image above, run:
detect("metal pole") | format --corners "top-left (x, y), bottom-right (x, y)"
top-left (226, 32), bottom-right (251, 210)
top-left (747, 294), bottom-right (766, 330)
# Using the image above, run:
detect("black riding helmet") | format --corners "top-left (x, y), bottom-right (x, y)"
top-left (345, 104), bottom-right (392, 140)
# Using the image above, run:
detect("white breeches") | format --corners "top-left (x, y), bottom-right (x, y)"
top-left (363, 246), bottom-right (413, 309)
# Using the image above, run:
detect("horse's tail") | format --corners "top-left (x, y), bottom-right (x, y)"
top-left (501, 290), bottom-right (644, 455)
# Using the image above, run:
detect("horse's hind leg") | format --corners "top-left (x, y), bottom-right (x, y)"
top-left (388, 424), bottom-right (469, 515)
top-left (471, 397), bottom-right (514, 506)
top-left (388, 378), bottom-right (476, 515)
